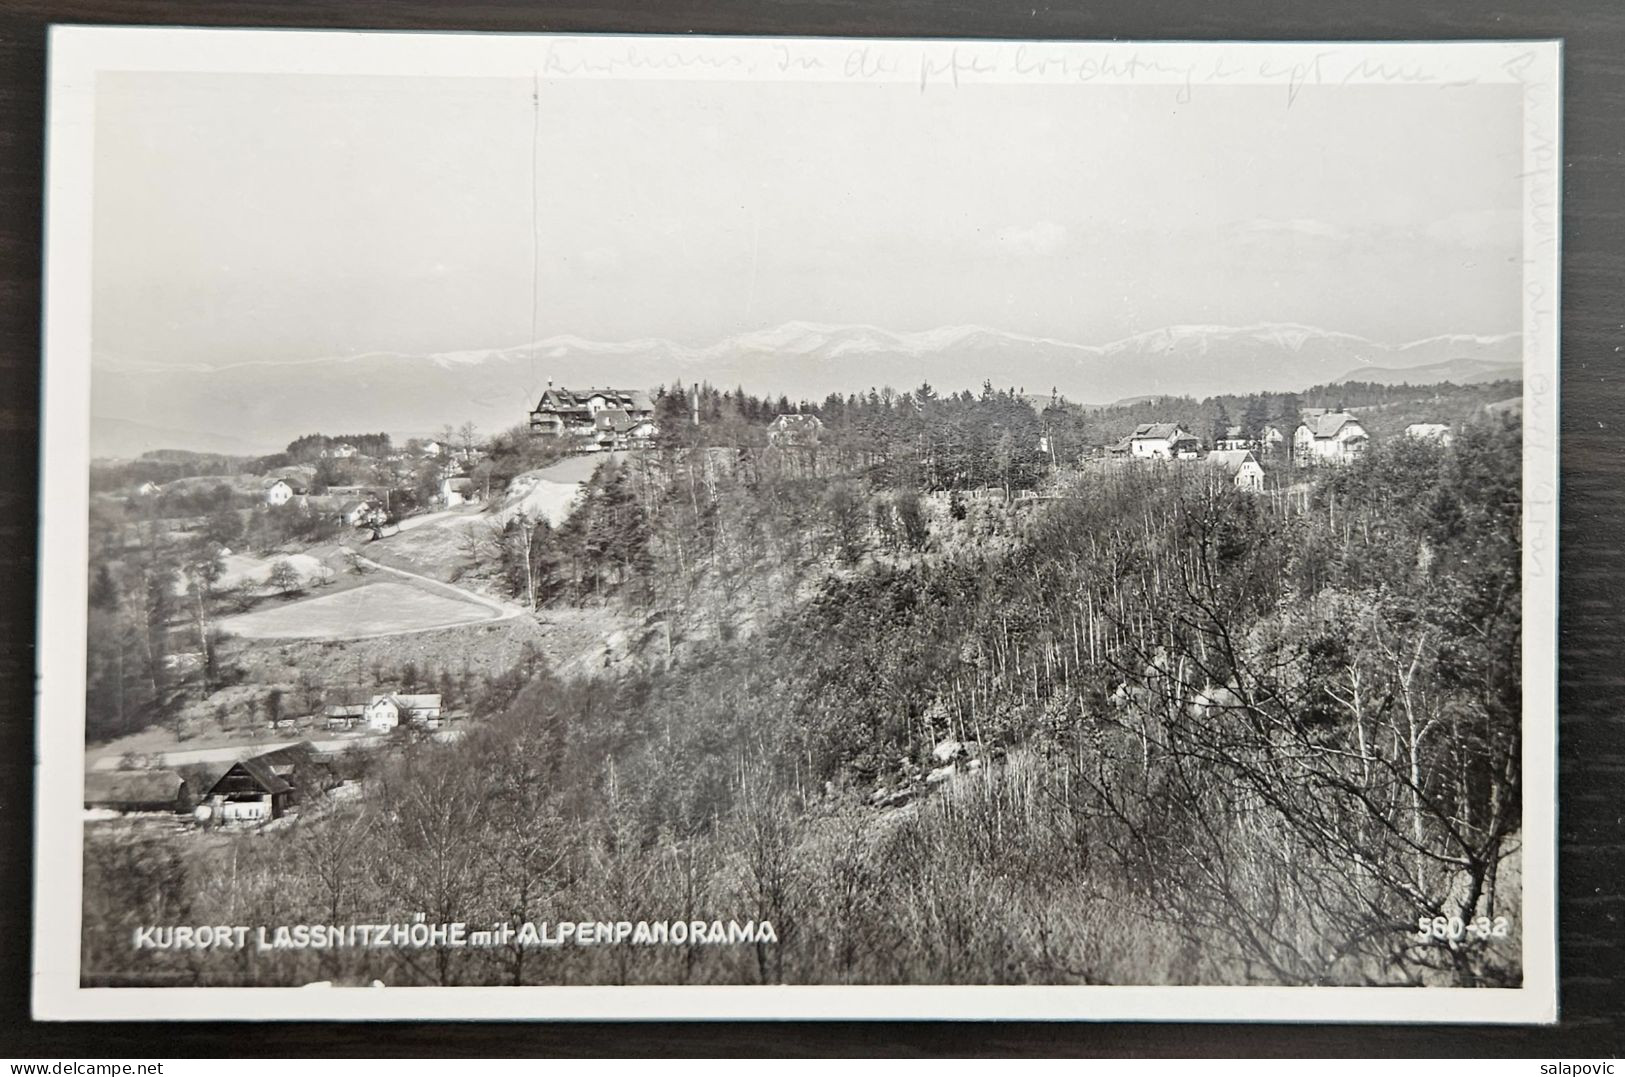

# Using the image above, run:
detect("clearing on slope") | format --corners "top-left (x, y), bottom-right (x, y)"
top-left (218, 579), bottom-right (502, 640)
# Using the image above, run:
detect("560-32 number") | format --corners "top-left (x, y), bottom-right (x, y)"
top-left (1415, 914), bottom-right (1510, 941)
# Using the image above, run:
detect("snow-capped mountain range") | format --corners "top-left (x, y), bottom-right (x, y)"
top-left (92, 322), bottom-right (1522, 457)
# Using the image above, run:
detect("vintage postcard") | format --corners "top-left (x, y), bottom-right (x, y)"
top-left (34, 28), bottom-right (1560, 1021)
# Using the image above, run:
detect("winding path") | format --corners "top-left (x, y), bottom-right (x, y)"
top-left (215, 548), bottom-right (528, 644)
top-left (348, 550), bottom-right (525, 625)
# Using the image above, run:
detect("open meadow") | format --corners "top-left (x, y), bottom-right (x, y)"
top-left (217, 579), bottom-right (505, 640)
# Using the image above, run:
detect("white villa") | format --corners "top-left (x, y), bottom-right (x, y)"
top-left (1129, 423), bottom-right (1202, 460)
top-left (1293, 412), bottom-right (1368, 465)
top-left (529, 384), bottom-right (656, 440)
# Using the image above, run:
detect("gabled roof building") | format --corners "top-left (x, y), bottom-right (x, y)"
top-left (1129, 423), bottom-right (1201, 460)
top-left (1203, 449), bottom-right (1266, 492)
top-left (200, 742), bottom-right (326, 825)
top-left (530, 384), bottom-right (656, 439)
top-left (204, 757), bottom-right (293, 824)
top-left (364, 692), bottom-right (444, 732)
top-left (1293, 411), bottom-right (1369, 465)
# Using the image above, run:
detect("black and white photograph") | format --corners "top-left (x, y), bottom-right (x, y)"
top-left (32, 29), bottom-right (1559, 1022)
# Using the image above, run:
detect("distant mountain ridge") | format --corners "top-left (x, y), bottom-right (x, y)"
top-left (1334, 356), bottom-right (1521, 387)
top-left (92, 322), bottom-right (1522, 456)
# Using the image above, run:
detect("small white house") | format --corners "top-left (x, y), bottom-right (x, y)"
top-left (1204, 449), bottom-right (1266, 492)
top-left (1129, 423), bottom-right (1201, 460)
top-left (440, 475), bottom-right (478, 508)
top-left (364, 693), bottom-right (444, 732)
top-left (265, 479), bottom-right (294, 506)
top-left (321, 442), bottom-right (358, 459)
top-left (134, 481), bottom-right (161, 497)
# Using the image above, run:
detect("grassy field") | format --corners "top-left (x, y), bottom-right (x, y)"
top-left (218, 579), bottom-right (501, 640)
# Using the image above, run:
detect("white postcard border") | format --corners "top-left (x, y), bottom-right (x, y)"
top-left (34, 27), bottom-right (1561, 1023)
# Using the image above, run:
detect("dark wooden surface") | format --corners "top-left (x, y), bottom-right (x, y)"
top-left (1, 0), bottom-right (1620, 1058)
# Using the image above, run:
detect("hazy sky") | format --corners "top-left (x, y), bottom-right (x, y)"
top-left (92, 71), bottom-right (1523, 369)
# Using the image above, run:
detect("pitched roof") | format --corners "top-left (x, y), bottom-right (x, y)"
top-left (1132, 423), bottom-right (1192, 442)
top-left (227, 757), bottom-right (292, 795)
top-left (252, 742), bottom-right (317, 767)
top-left (1306, 412), bottom-right (1362, 439)
top-left (324, 704), bottom-right (366, 717)
top-left (532, 387), bottom-right (654, 414)
top-left (247, 743), bottom-right (317, 782)
top-left (84, 769), bottom-right (186, 805)
top-left (1204, 449), bottom-right (1258, 475)
top-left (1223, 425), bottom-right (1245, 439)
top-left (368, 693), bottom-right (441, 711)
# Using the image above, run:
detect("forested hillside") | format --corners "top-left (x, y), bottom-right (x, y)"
top-left (84, 391), bottom-right (1523, 988)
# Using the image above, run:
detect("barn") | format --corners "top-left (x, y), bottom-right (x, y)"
top-left (203, 757), bottom-right (292, 824)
